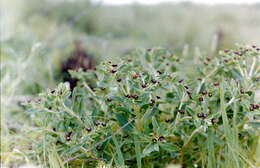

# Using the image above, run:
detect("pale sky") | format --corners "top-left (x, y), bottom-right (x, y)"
top-left (97, 0), bottom-right (260, 5)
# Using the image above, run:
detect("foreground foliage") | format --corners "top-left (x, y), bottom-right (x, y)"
top-left (25, 46), bottom-right (260, 167)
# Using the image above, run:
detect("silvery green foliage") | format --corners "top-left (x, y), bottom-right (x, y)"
top-left (25, 46), bottom-right (259, 167)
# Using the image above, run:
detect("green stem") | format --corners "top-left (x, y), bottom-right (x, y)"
top-left (196, 67), bottom-right (218, 94)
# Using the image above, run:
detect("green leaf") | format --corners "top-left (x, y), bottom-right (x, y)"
top-left (152, 117), bottom-right (159, 132)
top-left (112, 134), bottom-right (125, 166)
top-left (61, 144), bottom-right (82, 156)
top-left (144, 105), bottom-right (158, 120)
top-left (115, 107), bottom-right (132, 114)
top-left (248, 122), bottom-right (260, 129)
top-left (118, 64), bottom-right (131, 72)
top-left (142, 143), bottom-right (159, 157)
top-left (115, 113), bottom-right (132, 132)
top-left (159, 143), bottom-right (179, 152)
top-left (212, 134), bottom-right (224, 146)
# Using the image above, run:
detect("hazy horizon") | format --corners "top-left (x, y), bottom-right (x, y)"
top-left (95, 0), bottom-right (260, 5)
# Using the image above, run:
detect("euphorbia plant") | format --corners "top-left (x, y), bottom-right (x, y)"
top-left (25, 46), bottom-right (259, 168)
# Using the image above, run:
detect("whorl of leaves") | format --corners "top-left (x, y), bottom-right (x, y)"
top-left (25, 45), bottom-right (260, 167)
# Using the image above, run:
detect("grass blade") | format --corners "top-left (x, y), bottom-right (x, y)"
top-left (134, 136), bottom-right (142, 168)
top-left (112, 134), bottom-right (125, 166)
top-left (207, 128), bottom-right (216, 168)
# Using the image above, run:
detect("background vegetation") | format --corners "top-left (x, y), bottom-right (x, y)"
top-left (1, 0), bottom-right (260, 167)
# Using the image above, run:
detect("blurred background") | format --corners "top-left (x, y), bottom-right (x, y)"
top-left (1, 0), bottom-right (260, 90)
top-left (1, 0), bottom-right (260, 166)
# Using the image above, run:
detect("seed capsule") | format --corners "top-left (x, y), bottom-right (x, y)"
top-left (178, 79), bottom-right (184, 83)
top-left (158, 136), bottom-right (165, 142)
top-left (165, 118), bottom-right (171, 123)
top-left (132, 74), bottom-right (140, 79)
top-left (95, 121), bottom-right (101, 126)
top-left (177, 110), bottom-right (185, 114)
top-left (126, 94), bottom-right (139, 99)
top-left (107, 98), bottom-right (113, 102)
top-left (125, 94), bottom-right (132, 98)
top-left (206, 57), bottom-right (211, 61)
top-left (150, 99), bottom-right (155, 105)
top-left (86, 128), bottom-right (92, 132)
top-left (112, 64), bottom-right (118, 67)
top-left (132, 95), bottom-right (139, 99)
top-left (187, 91), bottom-right (192, 99)
top-left (240, 89), bottom-right (245, 94)
top-left (208, 92), bottom-right (212, 97)
top-left (151, 79), bottom-right (157, 84)
top-left (224, 49), bottom-right (230, 53)
top-left (117, 79), bottom-right (122, 82)
top-left (152, 138), bottom-right (157, 142)
top-left (28, 145), bottom-right (32, 150)
top-left (213, 82), bottom-right (219, 86)
top-left (141, 83), bottom-right (148, 88)
top-left (157, 70), bottom-right (162, 75)
top-left (80, 84), bottom-right (84, 88)
top-left (156, 96), bottom-right (161, 99)
top-left (224, 59), bottom-right (229, 63)
top-left (65, 132), bottom-right (72, 141)
top-left (101, 122), bottom-right (106, 127)
top-left (201, 90), bottom-right (208, 95)
top-left (198, 97), bottom-right (204, 102)
top-left (184, 85), bottom-right (189, 89)
top-left (249, 104), bottom-right (254, 111)
top-left (234, 52), bottom-right (242, 56)
top-left (96, 145), bottom-right (102, 150)
top-left (110, 69), bottom-right (117, 73)
top-left (211, 119), bottom-right (217, 125)
top-left (250, 104), bottom-right (259, 111)
top-left (197, 113), bottom-right (207, 119)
